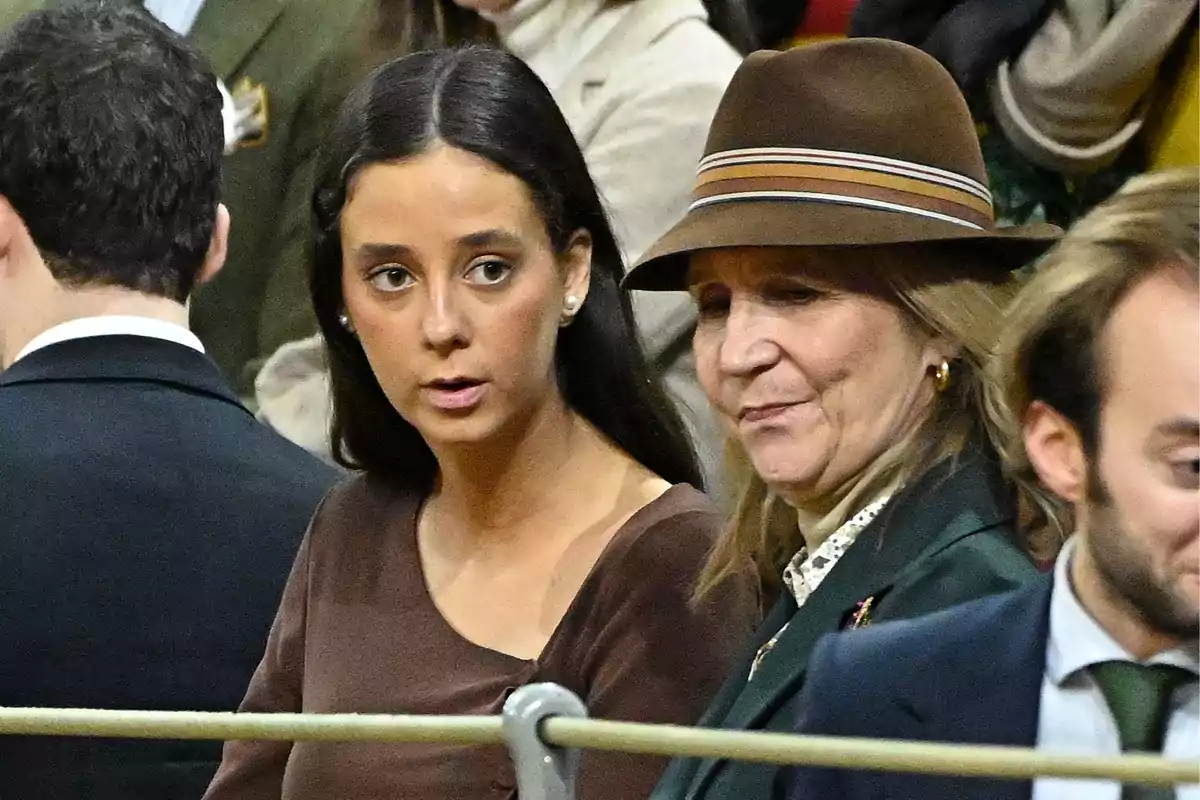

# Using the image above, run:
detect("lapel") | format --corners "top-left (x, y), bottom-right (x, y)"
top-left (185, 0), bottom-right (288, 80)
top-left (686, 443), bottom-right (1015, 799)
top-left (692, 591), bottom-right (798, 729)
top-left (899, 576), bottom-right (1052, 800)
top-left (0, 335), bottom-right (249, 414)
top-left (554, 0), bottom-right (708, 136)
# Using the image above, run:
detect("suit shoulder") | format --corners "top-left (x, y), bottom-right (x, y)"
top-left (821, 582), bottom-right (1039, 673)
top-left (912, 521), bottom-right (1039, 586)
top-left (876, 519), bottom-right (1039, 625)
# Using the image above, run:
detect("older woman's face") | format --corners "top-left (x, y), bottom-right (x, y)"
top-left (689, 247), bottom-right (945, 507)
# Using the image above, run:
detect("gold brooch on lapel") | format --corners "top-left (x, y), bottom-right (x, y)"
top-left (223, 77), bottom-right (269, 152)
top-left (844, 596), bottom-right (878, 630)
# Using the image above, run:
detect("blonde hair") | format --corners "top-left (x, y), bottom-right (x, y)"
top-left (984, 168), bottom-right (1200, 545)
top-left (696, 244), bottom-right (1026, 600)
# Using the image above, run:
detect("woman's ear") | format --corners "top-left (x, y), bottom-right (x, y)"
top-left (920, 332), bottom-right (961, 373)
top-left (561, 228), bottom-right (592, 310)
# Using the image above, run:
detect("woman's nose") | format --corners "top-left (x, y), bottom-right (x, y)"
top-left (718, 299), bottom-right (780, 377)
top-left (420, 286), bottom-right (470, 351)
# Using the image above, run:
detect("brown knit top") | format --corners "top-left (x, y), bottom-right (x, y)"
top-left (204, 475), bottom-right (759, 800)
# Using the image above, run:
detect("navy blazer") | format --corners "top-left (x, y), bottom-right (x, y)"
top-left (0, 335), bottom-right (338, 800)
top-left (785, 575), bottom-right (1054, 800)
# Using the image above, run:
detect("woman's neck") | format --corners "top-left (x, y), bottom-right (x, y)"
top-left (792, 470), bottom-right (902, 553)
top-left (792, 409), bottom-right (932, 551)
top-left (427, 392), bottom-right (602, 535)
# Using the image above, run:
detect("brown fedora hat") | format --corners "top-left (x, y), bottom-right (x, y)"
top-left (624, 38), bottom-right (1061, 291)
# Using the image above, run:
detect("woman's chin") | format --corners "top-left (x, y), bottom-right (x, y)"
top-left (747, 447), bottom-right (825, 495)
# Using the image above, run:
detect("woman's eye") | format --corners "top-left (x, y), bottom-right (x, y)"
top-left (695, 289), bottom-right (731, 318)
top-left (1171, 458), bottom-right (1200, 489)
top-left (464, 259), bottom-right (514, 286)
top-left (366, 265), bottom-right (413, 293)
top-left (766, 285), bottom-right (821, 306)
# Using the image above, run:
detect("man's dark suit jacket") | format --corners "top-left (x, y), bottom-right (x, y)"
top-left (786, 576), bottom-right (1054, 800)
top-left (0, 335), bottom-right (338, 799)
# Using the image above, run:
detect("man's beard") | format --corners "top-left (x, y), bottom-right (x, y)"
top-left (1086, 467), bottom-right (1200, 640)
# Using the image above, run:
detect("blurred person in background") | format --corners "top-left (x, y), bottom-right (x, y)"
top-left (0, 5), bottom-right (336, 798)
top-left (204, 47), bottom-right (758, 800)
top-left (623, 39), bottom-right (1061, 800)
top-left (0, 0), bottom-right (377, 399)
top-left (786, 168), bottom-right (1199, 800)
top-left (850, 0), bottom-right (1198, 233)
top-left (255, 0), bottom-right (757, 499)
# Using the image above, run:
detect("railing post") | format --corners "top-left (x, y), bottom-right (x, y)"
top-left (502, 683), bottom-right (588, 800)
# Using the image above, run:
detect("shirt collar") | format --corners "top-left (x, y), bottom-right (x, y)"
top-left (13, 316), bottom-right (205, 365)
top-left (782, 495), bottom-right (892, 608)
top-left (1046, 537), bottom-right (1200, 686)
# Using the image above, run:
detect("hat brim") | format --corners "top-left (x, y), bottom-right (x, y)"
top-left (623, 199), bottom-right (1062, 291)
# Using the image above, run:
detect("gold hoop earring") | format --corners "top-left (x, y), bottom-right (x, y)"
top-left (933, 359), bottom-right (951, 393)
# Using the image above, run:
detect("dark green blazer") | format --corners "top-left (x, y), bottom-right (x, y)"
top-left (649, 442), bottom-right (1040, 800)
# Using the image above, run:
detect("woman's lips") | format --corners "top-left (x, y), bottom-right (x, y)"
top-left (422, 381), bottom-right (488, 411)
top-left (738, 402), bottom-right (801, 423)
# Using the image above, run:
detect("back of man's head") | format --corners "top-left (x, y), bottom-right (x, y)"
top-left (0, 0), bottom-right (223, 303)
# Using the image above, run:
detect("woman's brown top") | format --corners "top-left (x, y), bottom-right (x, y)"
top-left (204, 476), bottom-right (759, 800)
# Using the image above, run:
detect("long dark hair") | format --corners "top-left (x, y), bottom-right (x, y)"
top-left (367, 0), bottom-right (759, 61)
top-left (311, 45), bottom-right (704, 491)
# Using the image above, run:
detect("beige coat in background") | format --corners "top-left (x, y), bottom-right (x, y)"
top-left (256, 0), bottom-right (741, 499)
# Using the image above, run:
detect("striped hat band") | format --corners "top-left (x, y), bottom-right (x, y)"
top-left (691, 147), bottom-right (995, 231)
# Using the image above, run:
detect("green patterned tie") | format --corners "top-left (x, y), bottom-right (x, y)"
top-left (1090, 661), bottom-right (1196, 800)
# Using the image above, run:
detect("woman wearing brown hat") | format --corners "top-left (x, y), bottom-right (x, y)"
top-left (627, 39), bottom-right (1062, 800)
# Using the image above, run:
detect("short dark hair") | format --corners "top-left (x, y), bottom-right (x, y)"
top-left (311, 45), bottom-right (704, 490)
top-left (0, 1), bottom-right (224, 302)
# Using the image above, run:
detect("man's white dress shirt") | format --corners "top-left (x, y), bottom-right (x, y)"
top-left (14, 316), bottom-right (205, 365)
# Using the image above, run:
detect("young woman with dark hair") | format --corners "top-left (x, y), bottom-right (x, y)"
top-left (257, 0), bottom-right (755, 496)
top-left (205, 46), bottom-right (758, 800)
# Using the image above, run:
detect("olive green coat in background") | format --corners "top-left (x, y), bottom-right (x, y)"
top-left (0, 0), bottom-right (373, 397)
top-left (188, 0), bottom-right (373, 396)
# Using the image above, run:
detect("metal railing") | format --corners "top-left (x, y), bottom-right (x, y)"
top-left (0, 684), bottom-right (1195, 799)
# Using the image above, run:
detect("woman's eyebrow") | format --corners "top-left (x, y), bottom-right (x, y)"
top-left (457, 229), bottom-right (523, 250)
top-left (356, 242), bottom-right (416, 263)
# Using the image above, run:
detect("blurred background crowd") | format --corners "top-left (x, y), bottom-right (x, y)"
top-left (0, 0), bottom-right (1196, 799)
